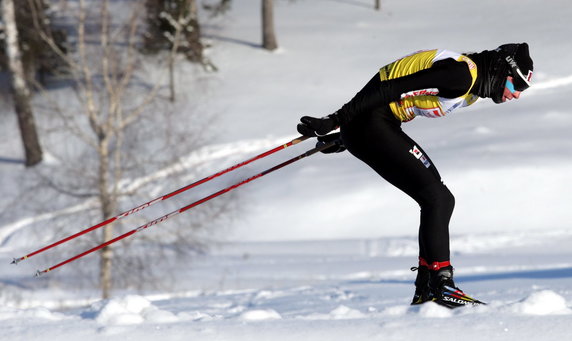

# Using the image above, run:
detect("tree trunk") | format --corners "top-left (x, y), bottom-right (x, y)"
top-left (186, 0), bottom-right (204, 62)
top-left (2, 0), bottom-right (43, 167)
top-left (261, 0), bottom-right (278, 51)
top-left (375, 0), bottom-right (381, 11)
top-left (98, 137), bottom-right (115, 299)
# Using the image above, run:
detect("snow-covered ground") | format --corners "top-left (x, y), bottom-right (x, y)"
top-left (1, 0), bottom-right (572, 340)
top-left (2, 235), bottom-right (572, 340)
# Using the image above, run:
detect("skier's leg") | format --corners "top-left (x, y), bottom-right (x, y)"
top-left (340, 109), bottom-right (451, 265)
top-left (412, 176), bottom-right (455, 263)
top-left (340, 109), bottom-right (461, 305)
top-left (341, 109), bottom-right (484, 307)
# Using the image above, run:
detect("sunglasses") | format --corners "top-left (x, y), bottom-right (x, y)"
top-left (505, 78), bottom-right (517, 94)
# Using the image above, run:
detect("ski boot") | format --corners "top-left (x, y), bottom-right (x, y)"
top-left (410, 265), bottom-right (431, 305)
top-left (428, 266), bottom-right (485, 308)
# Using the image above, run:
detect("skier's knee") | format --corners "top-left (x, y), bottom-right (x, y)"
top-left (415, 182), bottom-right (455, 213)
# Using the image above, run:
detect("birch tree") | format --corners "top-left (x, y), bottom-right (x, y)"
top-left (31, 0), bottom-right (229, 299)
top-left (1, 0), bottom-right (42, 166)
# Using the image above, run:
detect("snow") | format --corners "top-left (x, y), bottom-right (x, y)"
top-left (1, 0), bottom-right (572, 340)
top-left (2, 239), bottom-right (572, 340)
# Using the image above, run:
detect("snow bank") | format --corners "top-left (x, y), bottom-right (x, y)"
top-left (84, 295), bottom-right (178, 325)
top-left (416, 302), bottom-right (454, 318)
top-left (301, 305), bottom-right (366, 320)
top-left (507, 290), bottom-right (571, 315)
top-left (239, 309), bottom-right (282, 321)
top-left (0, 305), bottom-right (66, 321)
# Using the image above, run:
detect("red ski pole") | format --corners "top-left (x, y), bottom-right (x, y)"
top-left (34, 139), bottom-right (335, 276)
top-left (12, 135), bottom-right (309, 265)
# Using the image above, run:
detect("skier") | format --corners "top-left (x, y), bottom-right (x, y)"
top-left (296, 43), bottom-right (533, 308)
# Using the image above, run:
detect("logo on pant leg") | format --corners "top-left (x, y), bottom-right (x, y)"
top-left (409, 145), bottom-right (431, 168)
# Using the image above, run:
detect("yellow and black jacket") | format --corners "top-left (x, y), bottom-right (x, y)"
top-left (335, 49), bottom-right (479, 125)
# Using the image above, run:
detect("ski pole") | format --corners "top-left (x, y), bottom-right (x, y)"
top-left (12, 135), bottom-right (309, 265)
top-left (34, 139), bottom-right (335, 276)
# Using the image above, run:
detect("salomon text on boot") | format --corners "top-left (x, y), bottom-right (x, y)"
top-left (428, 266), bottom-right (485, 308)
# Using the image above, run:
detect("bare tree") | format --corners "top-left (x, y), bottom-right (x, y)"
top-left (165, 0), bottom-right (201, 101)
top-left (375, 0), bottom-right (381, 11)
top-left (1, 0), bottom-right (42, 166)
top-left (143, 0), bottom-right (208, 64)
top-left (143, 0), bottom-right (215, 101)
top-left (26, 0), bottom-right (230, 299)
top-left (262, 0), bottom-right (278, 51)
top-left (202, 0), bottom-right (232, 18)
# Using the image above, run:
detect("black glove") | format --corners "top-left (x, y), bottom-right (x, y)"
top-left (297, 114), bottom-right (339, 137)
top-left (316, 132), bottom-right (346, 154)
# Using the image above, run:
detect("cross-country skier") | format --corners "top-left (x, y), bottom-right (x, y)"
top-left (296, 43), bottom-right (534, 308)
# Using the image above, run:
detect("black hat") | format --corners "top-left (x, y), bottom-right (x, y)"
top-left (496, 43), bottom-right (533, 91)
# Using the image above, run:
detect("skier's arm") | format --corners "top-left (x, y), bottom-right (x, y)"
top-left (334, 59), bottom-right (473, 125)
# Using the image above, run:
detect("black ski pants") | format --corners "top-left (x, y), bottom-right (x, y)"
top-left (340, 107), bottom-right (454, 263)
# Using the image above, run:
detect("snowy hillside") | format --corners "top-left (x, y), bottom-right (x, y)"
top-left (1, 0), bottom-right (572, 340)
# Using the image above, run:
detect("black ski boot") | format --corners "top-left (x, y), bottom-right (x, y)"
top-left (410, 265), bottom-right (431, 305)
top-left (428, 266), bottom-right (485, 308)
